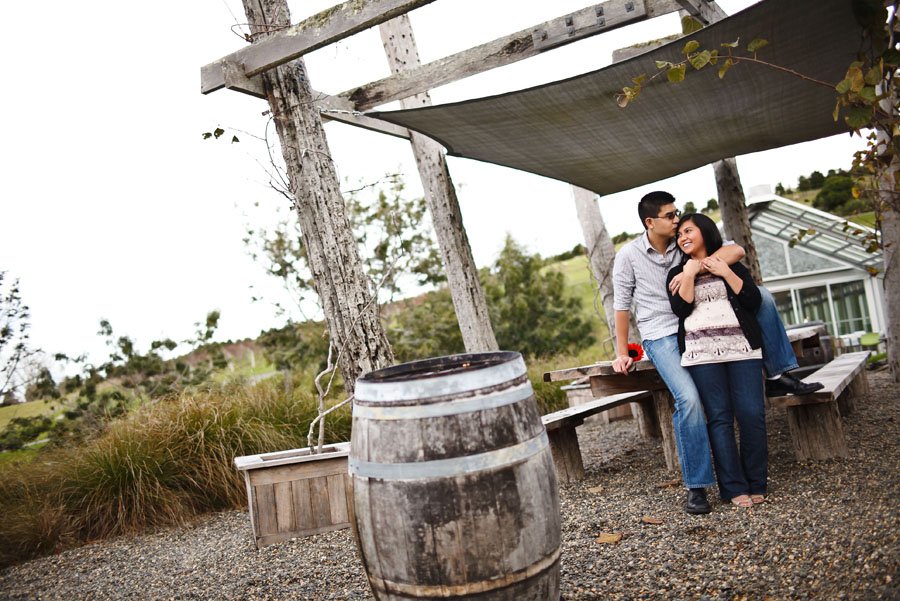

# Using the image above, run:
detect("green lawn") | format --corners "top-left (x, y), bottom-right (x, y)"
top-left (0, 399), bottom-right (60, 430)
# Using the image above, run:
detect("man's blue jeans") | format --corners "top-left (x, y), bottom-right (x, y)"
top-left (758, 287), bottom-right (798, 377)
top-left (643, 335), bottom-right (716, 489)
top-left (687, 359), bottom-right (767, 501)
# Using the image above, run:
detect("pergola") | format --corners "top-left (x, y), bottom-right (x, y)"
top-left (201, 0), bottom-right (867, 389)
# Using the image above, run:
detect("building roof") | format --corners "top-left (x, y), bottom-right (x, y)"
top-left (746, 191), bottom-right (883, 276)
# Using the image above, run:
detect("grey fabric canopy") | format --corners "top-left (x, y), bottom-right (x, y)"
top-left (370, 0), bottom-right (862, 196)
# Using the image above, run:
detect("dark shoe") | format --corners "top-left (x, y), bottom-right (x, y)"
top-left (685, 488), bottom-right (711, 514)
top-left (765, 372), bottom-right (824, 397)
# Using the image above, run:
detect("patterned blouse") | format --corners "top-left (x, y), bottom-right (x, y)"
top-left (681, 274), bottom-right (762, 367)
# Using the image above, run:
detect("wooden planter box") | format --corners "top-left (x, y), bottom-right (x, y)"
top-left (234, 442), bottom-right (351, 548)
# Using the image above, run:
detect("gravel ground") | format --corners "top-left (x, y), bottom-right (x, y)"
top-left (2, 369), bottom-right (899, 601)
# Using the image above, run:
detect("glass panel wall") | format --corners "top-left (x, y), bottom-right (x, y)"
top-left (831, 280), bottom-right (871, 335)
top-left (772, 290), bottom-right (795, 326)
top-left (797, 286), bottom-right (833, 334)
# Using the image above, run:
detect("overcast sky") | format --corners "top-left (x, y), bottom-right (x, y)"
top-left (1, 0), bottom-right (866, 370)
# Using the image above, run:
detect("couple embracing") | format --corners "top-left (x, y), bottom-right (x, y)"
top-left (612, 191), bottom-right (822, 513)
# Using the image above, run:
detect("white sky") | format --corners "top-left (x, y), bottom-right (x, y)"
top-left (1, 0), bottom-right (866, 370)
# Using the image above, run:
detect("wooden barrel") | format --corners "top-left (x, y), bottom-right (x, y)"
top-left (350, 351), bottom-right (560, 601)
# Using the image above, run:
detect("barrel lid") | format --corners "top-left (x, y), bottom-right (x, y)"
top-left (356, 351), bottom-right (526, 403)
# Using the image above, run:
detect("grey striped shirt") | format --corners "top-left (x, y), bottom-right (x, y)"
top-left (613, 232), bottom-right (683, 342)
top-left (613, 232), bottom-right (734, 341)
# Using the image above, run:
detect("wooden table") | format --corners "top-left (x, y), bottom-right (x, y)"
top-left (544, 360), bottom-right (682, 473)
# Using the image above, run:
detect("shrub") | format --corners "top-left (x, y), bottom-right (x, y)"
top-left (0, 379), bottom-right (351, 567)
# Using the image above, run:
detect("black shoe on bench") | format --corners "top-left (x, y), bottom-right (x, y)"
top-left (766, 372), bottom-right (824, 397)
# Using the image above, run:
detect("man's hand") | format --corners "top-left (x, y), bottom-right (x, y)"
top-left (702, 255), bottom-right (731, 277)
top-left (612, 354), bottom-right (634, 374)
top-left (668, 272), bottom-right (684, 295)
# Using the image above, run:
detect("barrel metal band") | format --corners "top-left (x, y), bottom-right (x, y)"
top-left (354, 356), bottom-right (527, 402)
top-left (371, 545), bottom-right (561, 597)
top-left (352, 382), bottom-right (532, 421)
top-left (349, 431), bottom-right (549, 480)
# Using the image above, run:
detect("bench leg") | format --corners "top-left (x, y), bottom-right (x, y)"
top-left (786, 402), bottom-right (848, 460)
top-left (838, 370), bottom-right (869, 417)
top-left (546, 426), bottom-right (585, 483)
top-left (651, 390), bottom-right (680, 473)
top-left (631, 400), bottom-right (661, 439)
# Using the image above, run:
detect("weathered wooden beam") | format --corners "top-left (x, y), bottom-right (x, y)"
top-left (202, 0), bottom-right (437, 95)
top-left (315, 93), bottom-right (411, 138)
top-left (674, 0), bottom-right (728, 24)
top-left (341, 0), bottom-right (689, 111)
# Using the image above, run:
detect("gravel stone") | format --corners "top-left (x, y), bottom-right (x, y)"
top-left (2, 370), bottom-right (898, 600)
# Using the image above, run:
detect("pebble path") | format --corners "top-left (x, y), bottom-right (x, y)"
top-left (1, 370), bottom-right (898, 600)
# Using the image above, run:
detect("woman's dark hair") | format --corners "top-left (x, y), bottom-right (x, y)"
top-left (677, 212), bottom-right (722, 258)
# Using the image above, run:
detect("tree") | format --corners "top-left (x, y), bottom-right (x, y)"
top-left (683, 201), bottom-right (697, 214)
top-left (797, 175), bottom-right (811, 192)
top-left (813, 174), bottom-right (866, 215)
top-left (0, 272), bottom-right (37, 401)
top-left (245, 173), bottom-right (444, 319)
top-left (704, 197), bottom-right (719, 212)
top-left (483, 236), bottom-right (595, 358)
top-left (809, 170), bottom-right (826, 189)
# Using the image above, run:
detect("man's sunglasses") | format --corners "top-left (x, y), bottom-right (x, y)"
top-left (655, 210), bottom-right (681, 221)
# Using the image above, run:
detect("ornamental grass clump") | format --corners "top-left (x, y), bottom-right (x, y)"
top-left (0, 378), bottom-right (352, 567)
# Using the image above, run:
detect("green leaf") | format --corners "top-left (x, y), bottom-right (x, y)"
top-left (690, 50), bottom-right (712, 70)
top-left (632, 74), bottom-right (646, 85)
top-left (883, 48), bottom-right (900, 65)
top-left (202, 132), bottom-right (212, 140)
top-left (859, 86), bottom-right (878, 103)
top-left (846, 66), bottom-right (865, 92)
top-left (747, 38), bottom-right (768, 53)
top-left (718, 58), bottom-right (734, 79)
top-left (865, 65), bottom-right (882, 85)
top-left (667, 64), bottom-right (687, 82)
top-left (708, 49), bottom-right (719, 65)
top-left (721, 38), bottom-right (740, 48)
top-left (845, 105), bottom-right (874, 129)
top-left (833, 99), bottom-right (841, 122)
top-left (655, 60), bottom-right (672, 69)
top-left (681, 15), bottom-right (704, 34)
top-left (836, 78), bottom-right (852, 94)
top-left (214, 127), bottom-right (225, 139)
top-left (231, 136), bottom-right (240, 143)
top-left (682, 40), bottom-right (700, 55)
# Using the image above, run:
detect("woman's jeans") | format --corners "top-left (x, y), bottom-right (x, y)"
top-left (643, 335), bottom-right (716, 489)
top-left (687, 359), bottom-right (768, 500)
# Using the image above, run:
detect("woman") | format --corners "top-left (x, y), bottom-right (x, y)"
top-left (666, 213), bottom-right (767, 508)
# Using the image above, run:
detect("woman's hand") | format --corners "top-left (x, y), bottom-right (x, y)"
top-left (702, 255), bottom-right (732, 277)
top-left (682, 259), bottom-right (702, 278)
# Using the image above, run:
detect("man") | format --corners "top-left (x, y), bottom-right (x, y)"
top-left (612, 191), bottom-right (821, 514)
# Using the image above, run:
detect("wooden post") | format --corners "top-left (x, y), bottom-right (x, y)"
top-left (572, 186), bottom-right (641, 345)
top-left (379, 16), bottom-right (499, 352)
top-left (714, 158), bottom-right (763, 284)
top-left (785, 402), bottom-right (849, 460)
top-left (651, 390), bottom-right (680, 472)
top-left (240, 0), bottom-right (393, 393)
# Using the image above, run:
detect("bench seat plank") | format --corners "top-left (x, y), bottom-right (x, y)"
top-left (543, 359), bottom-right (656, 382)
top-left (768, 351), bottom-right (870, 408)
top-left (542, 391), bottom-right (651, 431)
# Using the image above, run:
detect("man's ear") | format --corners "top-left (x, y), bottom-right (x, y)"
top-left (644, 217), bottom-right (655, 231)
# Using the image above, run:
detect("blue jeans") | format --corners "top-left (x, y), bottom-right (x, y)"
top-left (643, 335), bottom-right (716, 489)
top-left (758, 287), bottom-right (798, 377)
top-left (687, 360), bottom-right (767, 501)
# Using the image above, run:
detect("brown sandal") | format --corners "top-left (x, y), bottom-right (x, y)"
top-left (731, 495), bottom-right (752, 508)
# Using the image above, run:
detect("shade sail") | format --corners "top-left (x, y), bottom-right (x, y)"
top-left (370, 0), bottom-right (861, 196)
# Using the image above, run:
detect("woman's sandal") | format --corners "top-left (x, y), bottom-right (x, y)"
top-left (731, 495), bottom-right (753, 508)
top-left (750, 494), bottom-right (766, 504)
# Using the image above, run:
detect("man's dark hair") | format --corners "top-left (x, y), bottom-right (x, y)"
top-left (638, 191), bottom-right (676, 229)
top-left (676, 212), bottom-right (722, 256)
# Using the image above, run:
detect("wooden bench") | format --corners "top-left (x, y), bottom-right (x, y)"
top-left (767, 351), bottom-right (870, 460)
top-left (541, 390), bottom-right (651, 483)
top-left (785, 324), bottom-right (824, 360)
